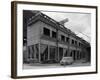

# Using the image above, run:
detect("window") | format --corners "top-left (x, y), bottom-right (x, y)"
top-left (52, 31), bottom-right (57, 38)
top-left (75, 41), bottom-right (77, 45)
top-left (66, 37), bottom-right (69, 42)
top-left (61, 35), bottom-right (65, 41)
top-left (72, 39), bottom-right (74, 44)
top-left (79, 42), bottom-right (81, 46)
top-left (43, 27), bottom-right (50, 36)
top-left (81, 43), bottom-right (83, 47)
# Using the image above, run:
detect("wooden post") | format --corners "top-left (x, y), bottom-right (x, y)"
top-left (58, 47), bottom-right (59, 61)
top-left (39, 43), bottom-right (41, 63)
top-left (48, 45), bottom-right (50, 60)
top-left (63, 48), bottom-right (64, 57)
top-left (34, 45), bottom-right (37, 60)
top-left (75, 51), bottom-right (77, 60)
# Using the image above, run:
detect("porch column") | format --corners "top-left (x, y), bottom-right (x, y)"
top-left (79, 52), bottom-right (80, 59)
top-left (34, 45), bottom-right (36, 60)
top-left (27, 46), bottom-right (29, 60)
top-left (48, 45), bottom-right (50, 60)
top-left (71, 51), bottom-right (73, 58)
top-left (63, 48), bottom-right (64, 57)
top-left (68, 49), bottom-right (71, 56)
top-left (57, 47), bottom-right (59, 61)
top-left (39, 43), bottom-right (41, 63)
top-left (79, 52), bottom-right (81, 59)
top-left (30, 47), bottom-right (32, 59)
top-left (75, 51), bottom-right (77, 60)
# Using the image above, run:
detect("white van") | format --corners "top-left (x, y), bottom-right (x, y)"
top-left (60, 57), bottom-right (74, 65)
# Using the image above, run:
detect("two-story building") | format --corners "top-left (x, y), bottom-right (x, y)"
top-left (23, 10), bottom-right (91, 63)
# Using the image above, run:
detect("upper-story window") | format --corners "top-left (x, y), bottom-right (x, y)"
top-left (72, 39), bottom-right (74, 44)
top-left (66, 37), bottom-right (69, 42)
top-left (75, 41), bottom-right (77, 45)
top-left (79, 42), bottom-right (81, 46)
top-left (61, 35), bottom-right (65, 41)
top-left (52, 31), bottom-right (57, 38)
top-left (81, 43), bottom-right (83, 47)
top-left (43, 27), bottom-right (50, 36)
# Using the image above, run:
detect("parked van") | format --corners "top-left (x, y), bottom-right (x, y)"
top-left (60, 57), bottom-right (74, 65)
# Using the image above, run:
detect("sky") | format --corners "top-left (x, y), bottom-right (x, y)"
top-left (42, 11), bottom-right (91, 43)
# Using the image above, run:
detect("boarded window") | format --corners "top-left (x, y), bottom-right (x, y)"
top-left (43, 27), bottom-right (50, 36)
top-left (75, 41), bottom-right (77, 45)
top-left (52, 31), bottom-right (57, 38)
top-left (61, 35), bottom-right (65, 41)
top-left (66, 37), bottom-right (69, 42)
top-left (72, 39), bottom-right (74, 44)
top-left (79, 42), bottom-right (81, 46)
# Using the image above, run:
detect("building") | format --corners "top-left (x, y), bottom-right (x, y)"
top-left (23, 10), bottom-right (91, 63)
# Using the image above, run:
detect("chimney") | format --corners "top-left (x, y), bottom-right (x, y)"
top-left (59, 18), bottom-right (69, 25)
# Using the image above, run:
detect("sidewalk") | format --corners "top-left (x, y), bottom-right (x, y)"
top-left (23, 60), bottom-right (90, 69)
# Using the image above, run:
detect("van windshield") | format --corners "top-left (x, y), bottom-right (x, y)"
top-left (63, 57), bottom-right (71, 60)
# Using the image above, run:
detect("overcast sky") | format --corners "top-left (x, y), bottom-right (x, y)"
top-left (42, 11), bottom-right (91, 43)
